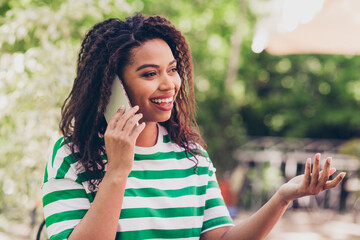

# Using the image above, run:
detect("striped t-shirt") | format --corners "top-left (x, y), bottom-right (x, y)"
top-left (42, 125), bottom-right (233, 239)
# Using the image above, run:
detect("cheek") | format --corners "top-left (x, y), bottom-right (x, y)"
top-left (132, 92), bottom-right (147, 106)
top-left (132, 83), bottom-right (156, 105)
top-left (125, 88), bottom-right (137, 106)
top-left (125, 88), bottom-right (145, 108)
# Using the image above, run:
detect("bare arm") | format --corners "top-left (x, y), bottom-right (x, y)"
top-left (68, 106), bottom-right (145, 240)
top-left (201, 153), bottom-right (346, 240)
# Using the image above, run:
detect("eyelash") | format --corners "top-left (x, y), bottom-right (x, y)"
top-left (141, 68), bottom-right (178, 78)
top-left (142, 72), bottom-right (157, 78)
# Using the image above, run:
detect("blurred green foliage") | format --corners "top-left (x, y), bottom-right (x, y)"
top-left (1, 0), bottom-right (360, 228)
top-left (339, 139), bottom-right (360, 160)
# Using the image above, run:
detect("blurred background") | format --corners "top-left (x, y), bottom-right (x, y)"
top-left (1, 0), bottom-right (360, 239)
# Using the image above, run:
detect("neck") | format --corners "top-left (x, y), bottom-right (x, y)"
top-left (135, 122), bottom-right (158, 147)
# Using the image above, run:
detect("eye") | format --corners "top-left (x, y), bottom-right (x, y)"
top-left (169, 67), bottom-right (178, 73)
top-left (142, 72), bottom-right (157, 78)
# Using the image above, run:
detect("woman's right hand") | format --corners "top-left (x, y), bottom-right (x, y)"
top-left (104, 105), bottom-right (145, 177)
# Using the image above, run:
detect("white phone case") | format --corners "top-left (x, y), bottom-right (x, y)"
top-left (104, 75), bottom-right (132, 123)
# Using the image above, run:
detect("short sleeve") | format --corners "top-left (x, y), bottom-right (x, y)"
top-left (201, 160), bottom-right (234, 234)
top-left (42, 138), bottom-right (90, 240)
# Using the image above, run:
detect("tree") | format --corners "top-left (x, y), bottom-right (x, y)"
top-left (1, 0), bottom-right (360, 230)
top-left (0, 0), bottom-right (246, 227)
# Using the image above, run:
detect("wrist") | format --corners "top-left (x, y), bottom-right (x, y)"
top-left (275, 189), bottom-right (292, 206)
top-left (103, 168), bottom-right (130, 185)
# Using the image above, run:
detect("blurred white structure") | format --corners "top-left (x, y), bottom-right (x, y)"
top-left (252, 0), bottom-right (360, 55)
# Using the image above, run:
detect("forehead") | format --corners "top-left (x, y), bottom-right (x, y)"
top-left (129, 39), bottom-right (175, 66)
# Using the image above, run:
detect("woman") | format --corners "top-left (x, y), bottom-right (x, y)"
top-left (42, 13), bottom-right (345, 240)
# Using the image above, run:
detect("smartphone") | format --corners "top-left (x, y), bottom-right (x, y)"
top-left (104, 75), bottom-right (132, 123)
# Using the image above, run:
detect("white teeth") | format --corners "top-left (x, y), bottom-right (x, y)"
top-left (151, 97), bottom-right (173, 103)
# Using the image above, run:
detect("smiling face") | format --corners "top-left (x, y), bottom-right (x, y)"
top-left (121, 38), bottom-right (181, 123)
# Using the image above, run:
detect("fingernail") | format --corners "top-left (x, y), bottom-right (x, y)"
top-left (133, 105), bottom-right (139, 109)
top-left (118, 105), bottom-right (125, 112)
top-left (327, 157), bottom-right (332, 164)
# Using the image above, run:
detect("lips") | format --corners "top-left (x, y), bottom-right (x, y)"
top-left (149, 94), bottom-right (174, 111)
top-left (150, 96), bottom-right (173, 104)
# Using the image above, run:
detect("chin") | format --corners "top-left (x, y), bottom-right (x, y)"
top-left (152, 113), bottom-right (172, 123)
top-left (158, 117), bottom-right (172, 123)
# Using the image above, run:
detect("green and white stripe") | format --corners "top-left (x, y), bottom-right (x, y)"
top-left (42, 125), bottom-right (233, 240)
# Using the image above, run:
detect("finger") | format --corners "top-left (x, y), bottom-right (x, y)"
top-left (122, 112), bottom-right (143, 135)
top-left (318, 157), bottom-right (331, 186)
top-left (105, 105), bottom-right (126, 133)
top-left (310, 153), bottom-right (321, 186)
top-left (329, 167), bottom-right (336, 176)
top-left (318, 167), bottom-right (336, 179)
top-left (113, 105), bottom-right (139, 133)
top-left (324, 172), bottom-right (346, 190)
top-left (130, 122), bottom-right (146, 140)
top-left (303, 158), bottom-right (311, 186)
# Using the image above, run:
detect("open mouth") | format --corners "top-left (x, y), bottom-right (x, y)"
top-left (150, 96), bottom-right (173, 104)
top-left (149, 96), bottom-right (174, 111)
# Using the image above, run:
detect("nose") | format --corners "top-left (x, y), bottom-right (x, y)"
top-left (159, 73), bottom-right (176, 91)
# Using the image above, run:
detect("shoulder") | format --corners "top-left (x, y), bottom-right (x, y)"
top-left (43, 137), bottom-right (82, 184)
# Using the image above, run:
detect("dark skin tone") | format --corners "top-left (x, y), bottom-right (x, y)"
top-left (68, 38), bottom-right (181, 240)
top-left (69, 38), bottom-right (346, 240)
top-left (201, 154), bottom-right (345, 240)
top-left (121, 38), bottom-right (181, 147)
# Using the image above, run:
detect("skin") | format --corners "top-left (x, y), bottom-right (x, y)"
top-left (121, 38), bottom-right (181, 147)
top-left (68, 38), bottom-right (181, 239)
top-left (200, 154), bottom-right (346, 240)
top-left (68, 38), bottom-right (346, 240)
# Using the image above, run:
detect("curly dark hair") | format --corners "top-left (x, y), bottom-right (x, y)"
top-left (59, 13), bottom-right (206, 190)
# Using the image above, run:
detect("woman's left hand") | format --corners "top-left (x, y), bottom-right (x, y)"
top-left (278, 153), bottom-right (346, 204)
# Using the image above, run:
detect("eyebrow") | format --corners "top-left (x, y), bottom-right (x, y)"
top-left (135, 59), bottom-right (177, 72)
